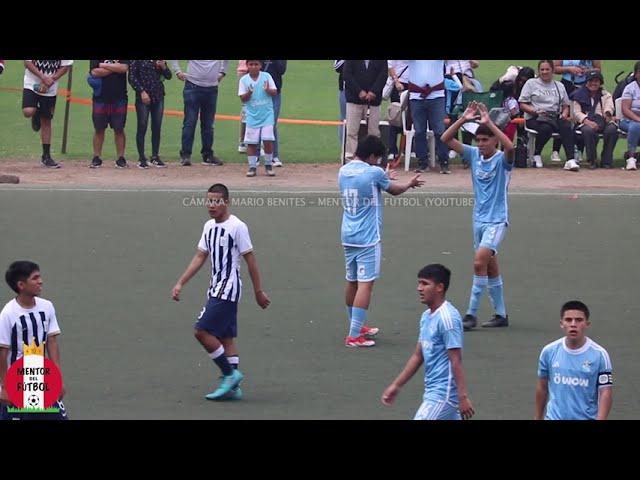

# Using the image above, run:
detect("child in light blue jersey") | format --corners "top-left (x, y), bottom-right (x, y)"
top-left (381, 264), bottom-right (474, 420)
top-left (339, 135), bottom-right (424, 348)
top-left (441, 102), bottom-right (514, 331)
top-left (535, 300), bottom-right (613, 420)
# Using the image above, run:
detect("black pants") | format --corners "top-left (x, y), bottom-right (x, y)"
top-left (577, 123), bottom-right (619, 166)
top-left (135, 96), bottom-right (164, 159)
top-left (526, 118), bottom-right (575, 158)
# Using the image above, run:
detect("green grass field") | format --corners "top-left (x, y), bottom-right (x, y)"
top-left (1, 60), bottom-right (636, 165)
top-left (0, 188), bottom-right (637, 419)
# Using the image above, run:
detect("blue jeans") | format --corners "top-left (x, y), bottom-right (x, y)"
top-left (338, 89), bottom-right (346, 146)
top-left (409, 97), bottom-right (448, 167)
top-left (181, 81), bottom-right (218, 158)
top-left (135, 95), bottom-right (164, 159)
top-left (620, 119), bottom-right (640, 153)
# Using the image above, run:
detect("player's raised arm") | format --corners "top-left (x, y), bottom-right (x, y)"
top-left (243, 251), bottom-right (270, 309)
top-left (441, 101), bottom-right (480, 155)
top-left (172, 250), bottom-right (208, 301)
top-left (386, 174), bottom-right (425, 196)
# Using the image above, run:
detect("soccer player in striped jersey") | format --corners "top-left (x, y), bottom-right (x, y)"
top-left (172, 184), bottom-right (270, 401)
top-left (0, 261), bottom-right (68, 420)
top-left (381, 264), bottom-right (474, 420)
top-left (339, 135), bottom-right (424, 348)
top-left (441, 101), bottom-right (514, 331)
top-left (535, 300), bottom-right (613, 420)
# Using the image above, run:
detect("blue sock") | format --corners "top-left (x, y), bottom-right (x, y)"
top-left (248, 155), bottom-right (258, 168)
top-left (209, 346), bottom-right (233, 376)
top-left (349, 307), bottom-right (367, 338)
top-left (488, 276), bottom-right (506, 317)
top-left (346, 306), bottom-right (353, 323)
top-left (467, 275), bottom-right (488, 316)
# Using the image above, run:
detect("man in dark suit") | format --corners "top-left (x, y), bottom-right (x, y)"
top-left (343, 60), bottom-right (388, 160)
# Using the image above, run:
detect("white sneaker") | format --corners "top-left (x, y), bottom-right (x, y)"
top-left (625, 158), bottom-right (637, 171)
top-left (563, 159), bottom-right (580, 171)
top-left (410, 152), bottom-right (416, 159)
top-left (237, 143), bottom-right (247, 153)
top-left (533, 155), bottom-right (543, 168)
top-left (387, 153), bottom-right (395, 161)
top-left (550, 151), bottom-right (561, 162)
top-left (272, 157), bottom-right (283, 167)
top-left (448, 149), bottom-right (458, 160)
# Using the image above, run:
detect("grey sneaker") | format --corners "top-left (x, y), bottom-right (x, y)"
top-left (246, 167), bottom-right (257, 177)
top-left (89, 156), bottom-right (103, 168)
top-left (481, 314), bottom-right (509, 328)
top-left (137, 157), bottom-right (149, 169)
top-left (180, 154), bottom-right (192, 166)
top-left (265, 164), bottom-right (276, 177)
top-left (115, 157), bottom-right (128, 169)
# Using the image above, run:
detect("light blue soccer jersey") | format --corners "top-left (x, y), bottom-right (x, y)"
top-left (463, 144), bottom-right (512, 224)
top-left (339, 160), bottom-right (391, 247)
top-left (419, 301), bottom-right (463, 404)
top-left (538, 337), bottom-right (613, 420)
top-left (238, 71), bottom-right (275, 128)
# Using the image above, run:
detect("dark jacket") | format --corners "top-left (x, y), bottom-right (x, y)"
top-left (261, 60), bottom-right (287, 93)
top-left (343, 60), bottom-right (388, 106)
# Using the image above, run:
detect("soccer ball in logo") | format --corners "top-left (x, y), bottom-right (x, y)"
top-left (27, 394), bottom-right (40, 408)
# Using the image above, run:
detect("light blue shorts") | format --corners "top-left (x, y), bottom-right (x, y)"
top-left (473, 222), bottom-right (507, 254)
top-left (343, 243), bottom-right (381, 282)
top-left (414, 399), bottom-right (461, 420)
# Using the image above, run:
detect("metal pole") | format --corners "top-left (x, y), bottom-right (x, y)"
top-left (61, 64), bottom-right (73, 154)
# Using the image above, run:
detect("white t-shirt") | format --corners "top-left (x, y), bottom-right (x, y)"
top-left (621, 81), bottom-right (640, 119)
top-left (23, 60), bottom-right (73, 97)
top-left (197, 214), bottom-right (253, 302)
top-left (0, 297), bottom-right (61, 366)
top-left (388, 60), bottom-right (410, 83)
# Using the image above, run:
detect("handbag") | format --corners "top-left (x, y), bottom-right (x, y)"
top-left (489, 107), bottom-right (511, 130)
top-left (387, 102), bottom-right (403, 128)
top-left (536, 112), bottom-right (559, 131)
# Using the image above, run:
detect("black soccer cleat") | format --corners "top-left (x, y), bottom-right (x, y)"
top-left (482, 314), bottom-right (509, 328)
top-left (462, 314), bottom-right (477, 331)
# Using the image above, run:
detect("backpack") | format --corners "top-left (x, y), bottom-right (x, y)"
top-left (612, 71), bottom-right (635, 102)
top-left (514, 128), bottom-right (528, 168)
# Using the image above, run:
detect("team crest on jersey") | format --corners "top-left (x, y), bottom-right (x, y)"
top-left (582, 360), bottom-right (592, 372)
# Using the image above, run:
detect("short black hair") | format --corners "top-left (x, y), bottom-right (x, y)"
top-left (561, 300), bottom-right (590, 320)
top-left (418, 264), bottom-right (451, 292)
top-left (5, 261), bottom-right (40, 294)
top-left (475, 124), bottom-right (495, 137)
top-left (208, 183), bottom-right (229, 201)
top-left (355, 135), bottom-right (386, 161)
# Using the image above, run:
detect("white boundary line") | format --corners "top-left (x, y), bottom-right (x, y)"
top-left (1, 186), bottom-right (640, 197)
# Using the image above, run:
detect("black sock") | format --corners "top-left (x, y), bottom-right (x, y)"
top-left (227, 355), bottom-right (239, 370)
top-left (43, 144), bottom-right (50, 157)
top-left (209, 347), bottom-right (233, 376)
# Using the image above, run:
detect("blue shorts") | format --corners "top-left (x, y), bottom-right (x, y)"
top-left (473, 222), bottom-right (507, 254)
top-left (414, 400), bottom-right (461, 420)
top-left (0, 400), bottom-right (69, 420)
top-left (344, 243), bottom-right (381, 282)
top-left (194, 297), bottom-right (238, 339)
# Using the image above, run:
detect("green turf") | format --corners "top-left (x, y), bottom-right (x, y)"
top-left (0, 188), bottom-right (636, 419)
top-left (1, 60), bottom-right (637, 165)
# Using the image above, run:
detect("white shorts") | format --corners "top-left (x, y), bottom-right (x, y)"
top-left (414, 400), bottom-right (461, 420)
top-left (244, 125), bottom-right (275, 145)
